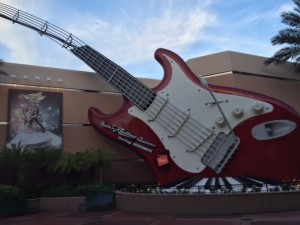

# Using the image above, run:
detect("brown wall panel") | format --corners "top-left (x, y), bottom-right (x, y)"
top-left (230, 52), bottom-right (300, 80)
top-left (0, 86), bottom-right (9, 122)
top-left (62, 125), bottom-right (142, 159)
top-left (205, 73), bottom-right (300, 112)
top-left (63, 126), bottom-right (104, 152)
top-left (205, 74), bottom-right (236, 87)
top-left (108, 141), bottom-right (147, 160)
top-left (0, 125), bottom-right (6, 147)
top-left (0, 63), bottom-right (117, 92)
top-left (187, 51), bottom-right (233, 76)
top-left (233, 74), bottom-right (300, 112)
top-left (62, 91), bottom-right (123, 124)
top-left (0, 62), bottom-right (160, 93)
top-left (188, 51), bottom-right (300, 81)
top-left (104, 161), bottom-right (155, 184)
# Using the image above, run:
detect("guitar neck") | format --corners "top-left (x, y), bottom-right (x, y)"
top-left (0, 2), bottom-right (156, 110)
top-left (72, 45), bottom-right (156, 110)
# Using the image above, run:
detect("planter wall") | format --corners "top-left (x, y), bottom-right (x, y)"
top-left (34, 195), bottom-right (114, 211)
top-left (38, 197), bottom-right (84, 211)
top-left (0, 200), bottom-right (28, 217)
top-left (81, 194), bottom-right (114, 210)
top-left (115, 191), bottom-right (300, 216)
top-left (30, 191), bottom-right (300, 215)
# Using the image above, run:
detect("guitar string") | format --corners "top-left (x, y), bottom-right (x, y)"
top-left (0, 6), bottom-right (219, 156)
top-left (78, 46), bottom-right (217, 155)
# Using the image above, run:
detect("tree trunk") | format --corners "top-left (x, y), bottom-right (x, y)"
top-left (99, 167), bottom-right (103, 185)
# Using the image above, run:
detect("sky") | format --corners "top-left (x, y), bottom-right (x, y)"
top-left (0, 0), bottom-right (294, 79)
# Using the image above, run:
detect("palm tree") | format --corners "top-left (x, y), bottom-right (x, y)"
top-left (265, 0), bottom-right (300, 71)
top-left (86, 146), bottom-right (116, 184)
top-left (28, 147), bottom-right (61, 186)
top-left (0, 144), bottom-right (31, 185)
top-left (54, 146), bottom-right (115, 184)
top-left (0, 59), bottom-right (7, 76)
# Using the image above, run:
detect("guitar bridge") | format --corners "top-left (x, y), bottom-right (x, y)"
top-left (201, 133), bottom-right (239, 174)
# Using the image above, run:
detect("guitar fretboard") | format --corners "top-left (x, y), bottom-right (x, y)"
top-left (72, 45), bottom-right (156, 110)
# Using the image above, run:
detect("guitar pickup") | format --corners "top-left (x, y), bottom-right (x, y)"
top-left (201, 133), bottom-right (240, 174)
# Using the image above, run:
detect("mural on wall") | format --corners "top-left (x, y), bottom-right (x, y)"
top-left (6, 89), bottom-right (62, 150)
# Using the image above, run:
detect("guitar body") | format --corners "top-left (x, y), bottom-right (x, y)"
top-left (89, 48), bottom-right (300, 186)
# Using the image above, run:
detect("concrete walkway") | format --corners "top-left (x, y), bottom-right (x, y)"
top-left (0, 210), bottom-right (300, 225)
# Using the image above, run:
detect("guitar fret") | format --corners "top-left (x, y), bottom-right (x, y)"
top-left (119, 76), bottom-right (133, 98)
top-left (102, 62), bottom-right (111, 79)
top-left (111, 71), bottom-right (129, 94)
top-left (135, 86), bottom-right (146, 106)
top-left (140, 89), bottom-right (152, 109)
top-left (110, 71), bottom-right (124, 90)
top-left (110, 70), bottom-right (124, 88)
top-left (107, 67), bottom-right (119, 83)
top-left (131, 81), bottom-right (148, 108)
top-left (99, 59), bottom-right (111, 80)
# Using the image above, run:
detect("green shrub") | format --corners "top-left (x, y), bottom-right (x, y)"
top-left (73, 184), bottom-right (115, 196)
top-left (41, 184), bottom-right (115, 197)
top-left (0, 185), bottom-right (28, 217)
top-left (42, 185), bottom-right (75, 197)
top-left (0, 185), bottom-right (26, 202)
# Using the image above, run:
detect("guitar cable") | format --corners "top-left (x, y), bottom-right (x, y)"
top-left (197, 75), bottom-right (238, 140)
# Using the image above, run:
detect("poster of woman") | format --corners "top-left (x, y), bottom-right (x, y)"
top-left (6, 89), bottom-right (63, 151)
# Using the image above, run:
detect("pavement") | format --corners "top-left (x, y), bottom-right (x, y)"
top-left (1, 209), bottom-right (300, 225)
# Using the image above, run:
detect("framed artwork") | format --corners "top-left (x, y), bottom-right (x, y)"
top-left (6, 89), bottom-right (63, 151)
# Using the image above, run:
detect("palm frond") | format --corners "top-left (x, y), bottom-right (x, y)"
top-left (293, 0), bottom-right (300, 11)
top-left (0, 59), bottom-right (7, 76)
top-left (266, 0), bottom-right (300, 72)
top-left (281, 12), bottom-right (300, 27)
top-left (274, 46), bottom-right (300, 61)
top-left (271, 28), bottom-right (300, 45)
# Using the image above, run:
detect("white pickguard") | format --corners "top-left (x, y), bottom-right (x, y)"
top-left (129, 54), bottom-right (273, 173)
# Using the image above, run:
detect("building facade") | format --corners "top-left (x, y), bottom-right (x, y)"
top-left (1, 51), bottom-right (300, 185)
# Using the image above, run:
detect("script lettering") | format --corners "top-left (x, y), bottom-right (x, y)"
top-left (100, 121), bottom-right (157, 154)
top-left (100, 121), bottom-right (157, 147)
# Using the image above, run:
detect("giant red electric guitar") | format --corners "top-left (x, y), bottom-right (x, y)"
top-left (1, 3), bottom-right (300, 186)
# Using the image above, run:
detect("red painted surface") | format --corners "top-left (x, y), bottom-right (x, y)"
top-left (89, 48), bottom-right (300, 186)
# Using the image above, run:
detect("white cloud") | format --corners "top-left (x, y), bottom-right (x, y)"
top-left (0, 0), bottom-right (289, 79)
top-left (0, 0), bottom-right (56, 64)
top-left (0, 0), bottom-right (216, 78)
top-left (192, 0), bottom-right (291, 61)
top-left (66, 1), bottom-right (216, 69)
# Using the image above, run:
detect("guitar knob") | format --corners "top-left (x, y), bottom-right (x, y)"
top-left (251, 102), bottom-right (264, 114)
top-left (232, 106), bottom-right (243, 118)
top-left (215, 116), bottom-right (226, 127)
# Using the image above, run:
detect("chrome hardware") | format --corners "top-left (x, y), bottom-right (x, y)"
top-left (252, 120), bottom-right (297, 140)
